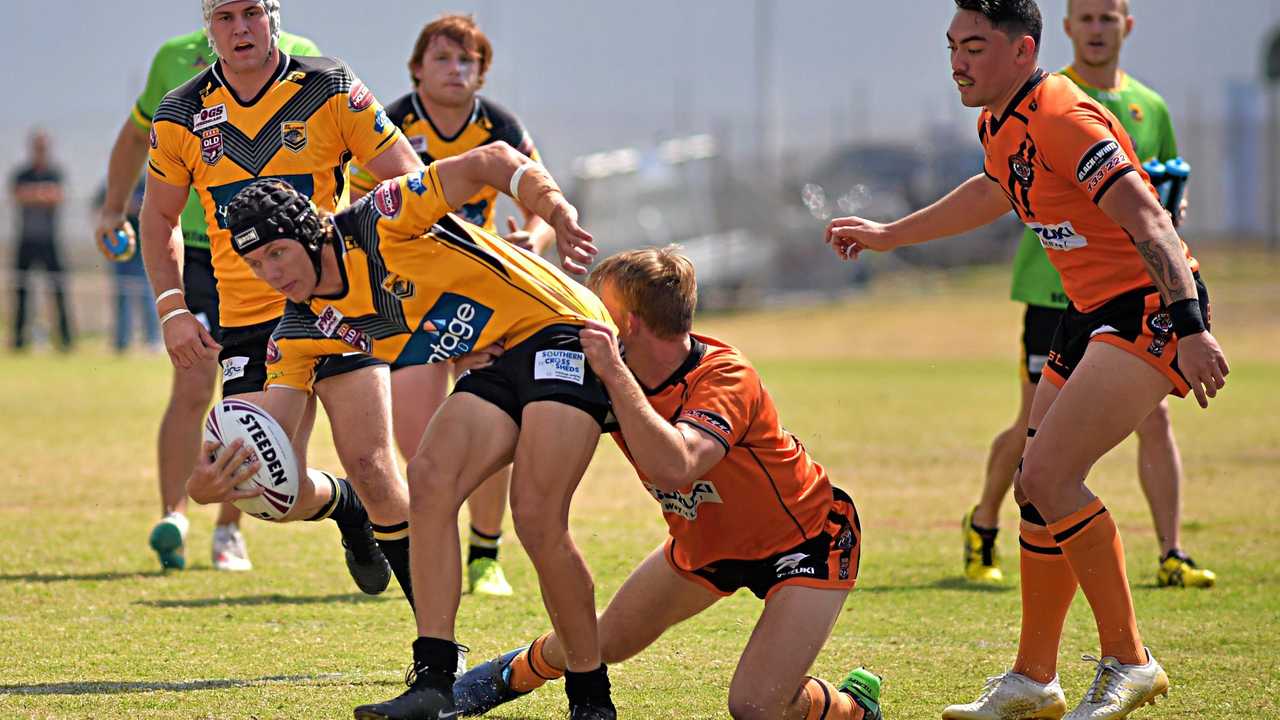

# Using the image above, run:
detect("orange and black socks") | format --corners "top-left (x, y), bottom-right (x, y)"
top-left (507, 632), bottom-right (564, 693)
top-left (802, 677), bottom-right (865, 720)
top-left (1014, 501), bottom-right (1078, 683)
top-left (1050, 498), bottom-right (1144, 665)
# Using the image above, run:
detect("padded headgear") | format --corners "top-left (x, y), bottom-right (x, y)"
top-left (226, 179), bottom-right (327, 282)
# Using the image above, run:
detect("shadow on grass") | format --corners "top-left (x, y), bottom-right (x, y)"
top-left (0, 673), bottom-right (393, 696)
top-left (0, 570), bottom-right (170, 583)
top-left (134, 592), bottom-right (390, 608)
top-left (858, 577), bottom-right (1014, 594)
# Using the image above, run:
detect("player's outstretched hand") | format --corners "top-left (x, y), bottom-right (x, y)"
top-left (550, 203), bottom-right (596, 275)
top-left (825, 216), bottom-right (898, 260)
top-left (188, 439), bottom-right (263, 505)
top-left (163, 312), bottom-right (221, 370)
top-left (1177, 331), bottom-right (1229, 408)
top-left (579, 320), bottom-right (626, 384)
top-left (503, 216), bottom-right (535, 251)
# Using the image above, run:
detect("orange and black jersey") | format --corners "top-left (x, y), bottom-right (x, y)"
top-left (978, 70), bottom-right (1198, 313)
top-left (148, 53), bottom-right (402, 327)
top-left (610, 334), bottom-right (837, 571)
top-left (265, 166), bottom-right (610, 393)
top-left (350, 94), bottom-right (539, 232)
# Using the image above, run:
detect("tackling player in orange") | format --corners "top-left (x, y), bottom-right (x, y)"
top-left (825, 1), bottom-right (1227, 718)
top-left (451, 247), bottom-right (883, 720)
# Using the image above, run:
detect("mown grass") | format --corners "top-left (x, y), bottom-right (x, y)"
top-left (1, 250), bottom-right (1276, 718)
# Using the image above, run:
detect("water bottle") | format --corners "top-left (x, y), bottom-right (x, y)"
top-left (1162, 157), bottom-right (1190, 228)
top-left (1141, 159), bottom-right (1169, 205)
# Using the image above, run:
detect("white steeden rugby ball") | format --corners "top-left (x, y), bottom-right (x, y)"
top-left (202, 399), bottom-right (300, 521)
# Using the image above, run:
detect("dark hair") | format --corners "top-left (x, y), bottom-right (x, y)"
top-left (954, 0), bottom-right (1042, 50)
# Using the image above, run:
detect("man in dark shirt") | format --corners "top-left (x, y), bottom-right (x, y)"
top-left (11, 129), bottom-right (72, 351)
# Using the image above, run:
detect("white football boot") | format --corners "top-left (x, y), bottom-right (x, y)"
top-left (1063, 649), bottom-right (1169, 719)
top-left (942, 670), bottom-right (1068, 719)
top-left (211, 523), bottom-right (253, 571)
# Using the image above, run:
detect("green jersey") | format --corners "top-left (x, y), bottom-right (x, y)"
top-left (1009, 66), bottom-right (1179, 309)
top-left (130, 30), bottom-right (321, 246)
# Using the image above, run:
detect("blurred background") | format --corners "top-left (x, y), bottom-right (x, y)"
top-left (3, 0), bottom-right (1280, 346)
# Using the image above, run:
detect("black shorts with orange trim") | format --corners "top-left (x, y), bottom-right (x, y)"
top-left (219, 317), bottom-right (387, 397)
top-left (452, 323), bottom-right (612, 428)
top-left (1043, 274), bottom-right (1209, 398)
top-left (1021, 304), bottom-right (1064, 384)
top-left (666, 486), bottom-right (861, 601)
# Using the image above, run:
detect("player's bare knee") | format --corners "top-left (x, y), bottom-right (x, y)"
top-left (1135, 399), bottom-right (1173, 440)
top-left (726, 688), bottom-right (780, 720)
top-left (1017, 455), bottom-right (1058, 503)
top-left (405, 455), bottom-right (454, 509)
top-left (510, 503), bottom-right (569, 557)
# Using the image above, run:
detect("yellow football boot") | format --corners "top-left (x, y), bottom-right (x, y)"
top-left (1157, 550), bottom-right (1216, 588)
top-left (963, 508), bottom-right (1004, 584)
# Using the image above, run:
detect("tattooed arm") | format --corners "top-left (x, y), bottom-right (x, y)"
top-left (1096, 172), bottom-right (1196, 304)
top-left (1097, 172), bottom-right (1229, 408)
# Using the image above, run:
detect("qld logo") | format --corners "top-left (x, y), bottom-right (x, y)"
top-left (201, 128), bottom-right (223, 165)
top-left (398, 293), bottom-right (494, 365)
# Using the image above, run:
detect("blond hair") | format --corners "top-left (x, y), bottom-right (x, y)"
top-left (589, 246), bottom-right (697, 339)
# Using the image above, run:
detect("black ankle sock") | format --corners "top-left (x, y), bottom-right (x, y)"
top-left (412, 636), bottom-right (462, 680)
top-left (303, 473), bottom-right (368, 528)
top-left (564, 665), bottom-right (612, 705)
top-left (467, 526), bottom-right (501, 564)
top-left (372, 523), bottom-right (413, 608)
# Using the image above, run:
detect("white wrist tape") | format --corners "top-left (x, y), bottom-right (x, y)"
top-left (155, 288), bottom-right (184, 305)
top-left (509, 162), bottom-right (536, 199)
top-left (160, 308), bottom-right (192, 326)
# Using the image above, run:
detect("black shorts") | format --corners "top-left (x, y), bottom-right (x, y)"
top-left (674, 487), bottom-right (861, 601)
top-left (452, 323), bottom-right (611, 428)
top-left (1021, 304), bottom-right (1064, 384)
top-left (183, 242), bottom-right (222, 345)
top-left (1044, 275), bottom-right (1209, 399)
top-left (218, 318), bottom-right (386, 397)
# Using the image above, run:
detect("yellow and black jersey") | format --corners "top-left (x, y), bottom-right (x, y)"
top-left (148, 53), bottom-right (402, 327)
top-left (349, 94), bottom-right (539, 232)
top-left (266, 165), bottom-right (609, 393)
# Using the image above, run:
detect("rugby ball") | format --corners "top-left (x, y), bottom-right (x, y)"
top-left (202, 399), bottom-right (300, 521)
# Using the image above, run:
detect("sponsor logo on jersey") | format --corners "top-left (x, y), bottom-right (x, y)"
top-left (315, 305), bottom-right (344, 337)
top-left (774, 552), bottom-right (810, 574)
top-left (373, 108), bottom-right (389, 134)
top-left (406, 170), bottom-right (429, 196)
top-left (149, 126), bottom-right (158, 149)
top-left (533, 350), bottom-right (586, 385)
top-left (683, 409), bottom-right (732, 437)
top-left (1027, 221), bottom-right (1088, 251)
top-left (398, 293), bottom-right (495, 365)
top-left (335, 322), bottom-right (372, 353)
top-left (265, 337), bottom-right (281, 364)
top-left (647, 481), bottom-right (724, 521)
top-left (280, 121), bottom-right (307, 152)
top-left (1128, 103), bottom-right (1144, 122)
top-left (285, 70), bottom-right (306, 83)
top-left (460, 200), bottom-right (489, 227)
top-left (348, 79), bottom-right (373, 112)
top-left (1084, 151), bottom-right (1128, 193)
top-left (373, 180), bottom-right (402, 218)
top-left (409, 135), bottom-right (428, 155)
top-left (381, 273), bottom-right (415, 299)
top-left (201, 128), bottom-right (224, 165)
top-left (192, 103), bottom-right (228, 132)
top-left (1076, 139), bottom-right (1121, 184)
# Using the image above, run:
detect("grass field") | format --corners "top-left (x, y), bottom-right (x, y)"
top-left (2, 251), bottom-right (1278, 719)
